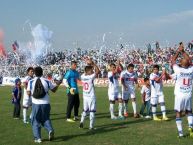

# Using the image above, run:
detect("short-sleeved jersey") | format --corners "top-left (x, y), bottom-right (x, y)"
top-left (150, 73), bottom-right (163, 96)
top-left (173, 64), bottom-right (193, 95)
top-left (64, 69), bottom-right (80, 94)
top-left (81, 73), bottom-right (96, 98)
top-left (27, 77), bottom-right (55, 104)
top-left (141, 85), bottom-right (151, 101)
top-left (108, 71), bottom-right (119, 93)
top-left (120, 70), bottom-right (137, 88)
top-left (22, 76), bottom-right (33, 98)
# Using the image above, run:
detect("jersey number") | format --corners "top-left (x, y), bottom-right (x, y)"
top-left (83, 82), bottom-right (89, 90)
top-left (183, 78), bottom-right (190, 86)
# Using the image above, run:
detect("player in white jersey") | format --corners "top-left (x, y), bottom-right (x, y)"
top-left (108, 62), bottom-right (124, 120)
top-left (150, 64), bottom-right (169, 121)
top-left (121, 63), bottom-right (139, 118)
top-left (22, 67), bottom-right (34, 124)
top-left (171, 42), bottom-right (193, 138)
top-left (79, 59), bottom-right (100, 130)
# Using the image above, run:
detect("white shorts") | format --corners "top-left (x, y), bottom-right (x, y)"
top-left (121, 89), bottom-right (136, 100)
top-left (150, 94), bottom-right (165, 105)
top-left (175, 94), bottom-right (192, 112)
top-left (22, 96), bottom-right (32, 107)
top-left (83, 97), bottom-right (96, 112)
top-left (108, 91), bottom-right (119, 101)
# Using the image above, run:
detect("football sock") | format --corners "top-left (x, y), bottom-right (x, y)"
top-left (187, 114), bottom-right (193, 128)
top-left (132, 101), bottom-right (137, 114)
top-left (118, 103), bottom-right (123, 116)
top-left (110, 104), bottom-right (115, 117)
top-left (176, 118), bottom-right (183, 135)
top-left (161, 105), bottom-right (166, 117)
top-left (90, 112), bottom-right (95, 128)
top-left (152, 106), bottom-right (157, 118)
top-left (80, 111), bottom-right (87, 123)
top-left (23, 108), bottom-right (27, 121)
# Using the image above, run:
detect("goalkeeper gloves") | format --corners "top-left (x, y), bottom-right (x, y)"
top-left (67, 86), bottom-right (75, 95)
top-left (70, 88), bottom-right (75, 95)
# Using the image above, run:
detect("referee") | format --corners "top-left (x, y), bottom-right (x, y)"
top-left (63, 61), bottom-right (80, 122)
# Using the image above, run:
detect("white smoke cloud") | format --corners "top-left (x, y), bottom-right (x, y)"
top-left (31, 24), bottom-right (53, 57)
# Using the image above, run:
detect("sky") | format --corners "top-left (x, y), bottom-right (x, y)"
top-left (1, 0), bottom-right (193, 50)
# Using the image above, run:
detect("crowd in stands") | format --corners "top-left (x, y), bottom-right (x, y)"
top-left (0, 42), bottom-right (193, 78)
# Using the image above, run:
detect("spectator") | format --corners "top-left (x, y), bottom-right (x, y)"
top-left (12, 78), bottom-right (22, 119)
top-left (27, 66), bottom-right (61, 143)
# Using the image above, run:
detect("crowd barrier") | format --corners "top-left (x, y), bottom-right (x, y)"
top-left (93, 78), bottom-right (175, 87)
top-left (1, 77), bottom-right (175, 87)
top-left (2, 77), bottom-right (18, 86)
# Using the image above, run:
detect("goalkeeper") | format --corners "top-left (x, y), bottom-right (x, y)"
top-left (63, 61), bottom-right (80, 122)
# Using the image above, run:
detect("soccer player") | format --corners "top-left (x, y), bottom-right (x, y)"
top-left (172, 42), bottom-right (193, 137)
top-left (79, 60), bottom-right (100, 129)
top-left (22, 67), bottom-right (34, 123)
top-left (63, 61), bottom-right (80, 122)
top-left (121, 63), bottom-right (139, 118)
top-left (139, 77), bottom-right (151, 119)
top-left (150, 65), bottom-right (169, 121)
top-left (108, 62), bottom-right (124, 120)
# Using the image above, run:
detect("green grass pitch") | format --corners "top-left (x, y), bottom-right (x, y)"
top-left (0, 86), bottom-right (193, 145)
